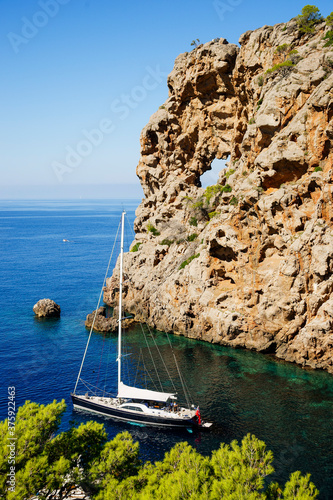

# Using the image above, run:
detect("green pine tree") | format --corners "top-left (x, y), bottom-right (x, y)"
top-left (0, 400), bottom-right (321, 499)
top-left (296, 5), bottom-right (323, 33)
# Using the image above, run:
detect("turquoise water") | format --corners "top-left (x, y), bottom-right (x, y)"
top-left (0, 200), bottom-right (332, 498)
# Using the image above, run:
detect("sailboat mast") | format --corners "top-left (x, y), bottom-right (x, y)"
top-left (117, 211), bottom-right (126, 392)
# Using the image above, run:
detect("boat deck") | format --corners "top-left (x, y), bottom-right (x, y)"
top-left (76, 394), bottom-right (197, 420)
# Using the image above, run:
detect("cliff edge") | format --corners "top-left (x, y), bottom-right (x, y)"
top-left (105, 18), bottom-right (333, 373)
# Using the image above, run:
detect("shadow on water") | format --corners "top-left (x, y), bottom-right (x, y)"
top-left (33, 316), bottom-right (61, 326)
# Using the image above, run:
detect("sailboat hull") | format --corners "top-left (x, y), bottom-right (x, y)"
top-left (71, 394), bottom-right (204, 430)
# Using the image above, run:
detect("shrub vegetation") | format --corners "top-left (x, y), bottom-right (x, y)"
top-left (265, 60), bottom-right (295, 74)
top-left (275, 43), bottom-right (290, 59)
top-left (131, 242), bottom-right (142, 252)
top-left (147, 222), bottom-right (160, 236)
top-left (296, 5), bottom-right (323, 33)
top-left (323, 30), bottom-right (333, 46)
top-left (225, 168), bottom-right (236, 179)
top-left (0, 400), bottom-right (319, 499)
top-left (208, 211), bottom-right (220, 219)
top-left (160, 239), bottom-right (174, 246)
top-left (326, 12), bottom-right (333, 27)
top-left (179, 253), bottom-right (200, 269)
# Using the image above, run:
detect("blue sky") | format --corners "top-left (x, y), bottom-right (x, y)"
top-left (1, 0), bottom-right (332, 199)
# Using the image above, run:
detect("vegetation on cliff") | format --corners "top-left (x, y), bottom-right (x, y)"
top-left (0, 400), bottom-right (319, 499)
top-left (296, 5), bottom-right (323, 33)
top-left (324, 10), bottom-right (333, 46)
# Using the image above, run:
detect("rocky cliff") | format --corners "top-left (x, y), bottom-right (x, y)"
top-left (104, 18), bottom-right (333, 373)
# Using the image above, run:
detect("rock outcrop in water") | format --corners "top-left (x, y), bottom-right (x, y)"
top-left (33, 299), bottom-right (61, 318)
top-left (85, 306), bottom-right (135, 333)
top-left (104, 18), bottom-right (333, 373)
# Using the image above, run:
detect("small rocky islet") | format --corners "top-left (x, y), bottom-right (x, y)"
top-left (95, 17), bottom-right (332, 374)
top-left (33, 299), bottom-right (61, 318)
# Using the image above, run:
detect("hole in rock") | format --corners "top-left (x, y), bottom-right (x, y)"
top-left (200, 157), bottom-right (229, 188)
top-left (308, 180), bottom-right (320, 193)
top-left (210, 239), bottom-right (237, 261)
top-left (322, 140), bottom-right (330, 159)
top-left (259, 244), bottom-right (276, 263)
top-left (262, 160), bottom-right (308, 190)
top-left (147, 130), bottom-right (158, 146)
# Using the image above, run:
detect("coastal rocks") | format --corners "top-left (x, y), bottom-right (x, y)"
top-left (105, 19), bottom-right (333, 373)
top-left (33, 299), bottom-right (61, 318)
top-left (85, 306), bottom-right (134, 333)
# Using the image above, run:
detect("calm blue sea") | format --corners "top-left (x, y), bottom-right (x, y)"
top-left (0, 200), bottom-right (333, 498)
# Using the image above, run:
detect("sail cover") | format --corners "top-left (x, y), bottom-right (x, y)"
top-left (118, 382), bottom-right (176, 402)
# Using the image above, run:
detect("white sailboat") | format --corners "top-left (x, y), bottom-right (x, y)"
top-left (71, 211), bottom-right (212, 430)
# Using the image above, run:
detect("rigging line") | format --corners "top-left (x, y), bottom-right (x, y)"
top-left (124, 211), bottom-right (165, 391)
top-left (179, 368), bottom-right (193, 402)
top-left (165, 331), bottom-right (192, 408)
top-left (141, 357), bottom-right (160, 391)
top-left (80, 379), bottom-right (99, 395)
top-left (102, 239), bottom-right (123, 394)
top-left (125, 211), bottom-right (136, 239)
top-left (120, 210), bottom-right (189, 400)
top-left (124, 206), bottom-right (189, 398)
top-left (134, 349), bottom-right (143, 387)
top-left (102, 334), bottom-right (109, 396)
top-left (122, 325), bottom-right (131, 387)
top-left (124, 210), bottom-right (182, 313)
top-left (96, 333), bottom-right (106, 389)
top-left (73, 216), bottom-right (122, 394)
top-left (125, 213), bottom-right (134, 251)
top-left (103, 330), bottom-right (115, 396)
top-left (120, 312), bottom-right (132, 386)
top-left (145, 324), bottom-right (177, 393)
top-left (140, 322), bottom-right (164, 392)
top-left (178, 368), bottom-right (193, 407)
top-left (102, 337), bottom-right (110, 396)
top-left (124, 209), bottom-right (192, 404)
top-left (80, 379), bottom-right (116, 397)
top-left (175, 357), bottom-right (192, 408)
top-left (124, 209), bottom-right (193, 297)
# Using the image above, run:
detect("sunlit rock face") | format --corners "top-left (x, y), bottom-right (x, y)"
top-left (105, 19), bottom-right (333, 373)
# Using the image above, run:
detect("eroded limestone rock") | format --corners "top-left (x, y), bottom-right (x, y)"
top-left (85, 306), bottom-right (135, 333)
top-left (105, 19), bottom-right (333, 373)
